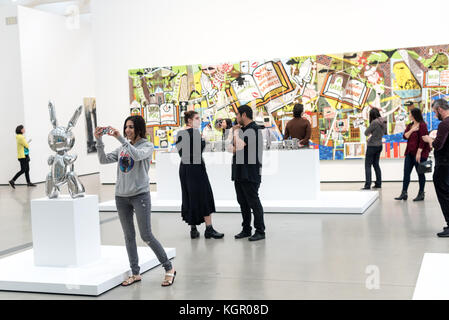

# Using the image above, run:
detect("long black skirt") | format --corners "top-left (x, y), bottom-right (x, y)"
top-left (179, 163), bottom-right (216, 225)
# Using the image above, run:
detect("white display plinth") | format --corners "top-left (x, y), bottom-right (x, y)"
top-left (413, 253), bottom-right (449, 300)
top-left (99, 149), bottom-right (378, 214)
top-left (31, 195), bottom-right (101, 267)
top-left (157, 149), bottom-right (320, 201)
top-left (0, 246), bottom-right (176, 296)
top-left (99, 190), bottom-right (378, 214)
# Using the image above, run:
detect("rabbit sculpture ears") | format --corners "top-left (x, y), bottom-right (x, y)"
top-left (48, 101), bottom-right (83, 130)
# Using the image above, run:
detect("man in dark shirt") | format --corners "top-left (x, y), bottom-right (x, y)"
top-left (283, 103), bottom-right (311, 146)
top-left (229, 105), bottom-right (265, 241)
top-left (423, 99), bottom-right (449, 237)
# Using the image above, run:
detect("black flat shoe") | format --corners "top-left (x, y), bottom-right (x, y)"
top-left (248, 233), bottom-right (265, 241)
top-left (234, 231), bottom-right (251, 239)
top-left (27, 183), bottom-right (37, 187)
top-left (372, 185), bottom-right (381, 189)
top-left (205, 227), bottom-right (224, 239)
top-left (361, 186), bottom-right (370, 190)
top-left (190, 229), bottom-right (200, 239)
top-left (9, 180), bottom-right (15, 189)
top-left (437, 228), bottom-right (449, 237)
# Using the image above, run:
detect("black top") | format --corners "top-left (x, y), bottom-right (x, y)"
top-left (433, 117), bottom-right (449, 166)
top-left (232, 121), bottom-right (263, 183)
top-left (176, 128), bottom-right (205, 165)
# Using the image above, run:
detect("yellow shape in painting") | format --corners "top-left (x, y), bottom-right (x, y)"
top-left (392, 62), bottom-right (420, 90)
top-left (325, 98), bottom-right (340, 110)
top-left (153, 127), bottom-right (160, 147)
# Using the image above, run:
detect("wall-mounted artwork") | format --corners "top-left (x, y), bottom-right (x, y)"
top-left (128, 44), bottom-right (447, 159)
top-left (83, 97), bottom-right (97, 154)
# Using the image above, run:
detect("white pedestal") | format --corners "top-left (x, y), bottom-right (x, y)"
top-left (99, 190), bottom-right (378, 214)
top-left (156, 149), bottom-right (320, 201)
top-left (31, 195), bottom-right (101, 267)
top-left (99, 149), bottom-right (378, 214)
top-left (0, 246), bottom-right (176, 296)
top-left (413, 253), bottom-right (449, 300)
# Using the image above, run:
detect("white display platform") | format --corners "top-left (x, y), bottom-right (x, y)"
top-left (0, 246), bottom-right (176, 296)
top-left (31, 195), bottom-right (101, 267)
top-left (99, 149), bottom-right (379, 214)
top-left (99, 190), bottom-right (378, 214)
top-left (157, 149), bottom-right (320, 201)
top-left (413, 253), bottom-right (449, 300)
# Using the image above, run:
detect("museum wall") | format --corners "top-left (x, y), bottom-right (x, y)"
top-left (15, 6), bottom-right (98, 184)
top-left (0, 5), bottom-right (26, 184)
top-left (91, 0), bottom-right (448, 183)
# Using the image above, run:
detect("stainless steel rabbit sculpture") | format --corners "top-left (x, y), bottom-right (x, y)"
top-left (46, 101), bottom-right (85, 199)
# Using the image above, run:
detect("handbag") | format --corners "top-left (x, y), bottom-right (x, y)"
top-left (417, 159), bottom-right (433, 174)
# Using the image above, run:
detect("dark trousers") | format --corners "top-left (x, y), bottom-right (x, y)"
top-left (234, 181), bottom-right (265, 235)
top-left (12, 156), bottom-right (31, 183)
top-left (402, 153), bottom-right (427, 193)
top-left (364, 146), bottom-right (382, 187)
top-left (433, 165), bottom-right (449, 227)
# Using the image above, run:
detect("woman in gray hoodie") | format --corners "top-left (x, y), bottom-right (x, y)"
top-left (362, 108), bottom-right (387, 190)
top-left (95, 115), bottom-right (176, 287)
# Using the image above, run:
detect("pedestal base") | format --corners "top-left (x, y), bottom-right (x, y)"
top-left (99, 191), bottom-right (378, 214)
top-left (413, 253), bottom-right (449, 300)
top-left (0, 246), bottom-right (176, 296)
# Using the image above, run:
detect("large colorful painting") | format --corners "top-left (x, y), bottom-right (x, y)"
top-left (128, 44), bottom-right (447, 159)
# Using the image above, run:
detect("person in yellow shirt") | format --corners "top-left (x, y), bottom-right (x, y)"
top-left (9, 125), bottom-right (36, 188)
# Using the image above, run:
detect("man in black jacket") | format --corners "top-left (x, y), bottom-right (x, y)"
top-left (229, 105), bottom-right (265, 241)
top-left (423, 99), bottom-right (449, 237)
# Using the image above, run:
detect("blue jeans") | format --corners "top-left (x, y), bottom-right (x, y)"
top-left (115, 192), bottom-right (172, 275)
top-left (402, 153), bottom-right (427, 193)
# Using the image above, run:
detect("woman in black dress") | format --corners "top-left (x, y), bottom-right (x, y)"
top-left (176, 111), bottom-right (224, 239)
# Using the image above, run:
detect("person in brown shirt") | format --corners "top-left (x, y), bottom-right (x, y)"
top-left (283, 103), bottom-right (311, 146)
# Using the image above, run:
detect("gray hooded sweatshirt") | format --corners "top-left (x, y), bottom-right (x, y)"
top-left (96, 135), bottom-right (154, 197)
top-left (365, 117), bottom-right (387, 147)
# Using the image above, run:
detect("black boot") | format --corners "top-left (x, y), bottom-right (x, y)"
top-left (413, 191), bottom-right (425, 201)
top-left (9, 180), bottom-right (15, 189)
top-left (204, 225), bottom-right (224, 239)
top-left (394, 191), bottom-right (408, 200)
top-left (190, 226), bottom-right (200, 239)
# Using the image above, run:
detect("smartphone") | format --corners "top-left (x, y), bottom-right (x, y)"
top-left (101, 127), bottom-right (112, 135)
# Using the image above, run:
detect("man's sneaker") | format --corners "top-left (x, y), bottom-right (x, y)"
top-left (234, 231), bottom-right (251, 239)
top-left (248, 233), bottom-right (265, 241)
top-left (437, 228), bottom-right (449, 237)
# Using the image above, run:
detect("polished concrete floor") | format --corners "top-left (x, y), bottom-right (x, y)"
top-left (0, 174), bottom-right (448, 300)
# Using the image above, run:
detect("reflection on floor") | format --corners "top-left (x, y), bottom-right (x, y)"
top-left (0, 174), bottom-right (448, 300)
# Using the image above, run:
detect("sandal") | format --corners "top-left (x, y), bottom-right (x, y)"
top-left (161, 270), bottom-right (177, 287)
top-left (121, 275), bottom-right (141, 286)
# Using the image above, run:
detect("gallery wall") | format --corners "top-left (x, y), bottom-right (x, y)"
top-left (0, 5), bottom-right (26, 184)
top-left (14, 6), bottom-right (98, 184)
top-left (91, 0), bottom-right (449, 182)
